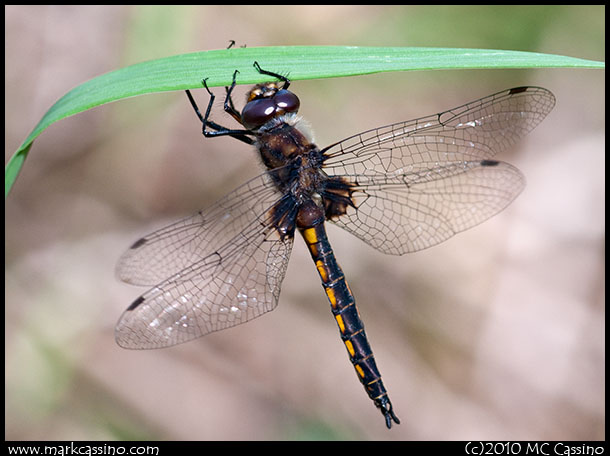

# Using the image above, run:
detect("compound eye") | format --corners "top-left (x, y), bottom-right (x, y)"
top-left (241, 98), bottom-right (276, 129)
top-left (274, 90), bottom-right (300, 114)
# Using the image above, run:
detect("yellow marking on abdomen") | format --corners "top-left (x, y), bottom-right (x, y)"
top-left (355, 364), bottom-right (365, 378)
top-left (344, 339), bottom-right (355, 357)
top-left (302, 227), bottom-right (318, 245)
top-left (335, 314), bottom-right (345, 333)
top-left (316, 260), bottom-right (328, 282)
top-left (325, 286), bottom-right (337, 308)
top-left (308, 244), bottom-right (319, 257)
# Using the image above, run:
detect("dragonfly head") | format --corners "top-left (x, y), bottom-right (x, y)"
top-left (242, 82), bottom-right (300, 130)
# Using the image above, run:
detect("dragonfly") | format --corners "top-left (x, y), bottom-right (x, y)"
top-left (115, 62), bottom-right (555, 429)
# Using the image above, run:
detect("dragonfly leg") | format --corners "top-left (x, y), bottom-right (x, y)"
top-left (184, 76), bottom-right (255, 145)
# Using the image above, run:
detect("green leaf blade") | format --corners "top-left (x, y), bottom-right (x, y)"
top-left (6, 46), bottom-right (604, 197)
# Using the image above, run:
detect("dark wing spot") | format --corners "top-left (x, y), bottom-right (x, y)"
top-left (130, 238), bottom-right (147, 249)
top-left (267, 194), bottom-right (298, 241)
top-left (322, 177), bottom-right (358, 220)
top-left (509, 86), bottom-right (528, 94)
top-left (480, 159), bottom-right (500, 167)
top-left (127, 295), bottom-right (145, 311)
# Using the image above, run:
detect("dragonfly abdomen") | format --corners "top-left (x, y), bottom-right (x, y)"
top-left (296, 199), bottom-right (400, 428)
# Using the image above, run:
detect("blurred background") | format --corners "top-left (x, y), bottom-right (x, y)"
top-left (5, 5), bottom-right (604, 440)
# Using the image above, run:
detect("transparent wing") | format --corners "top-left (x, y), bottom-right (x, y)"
top-left (322, 87), bottom-right (555, 175)
top-left (115, 171), bottom-right (294, 349)
top-left (329, 160), bottom-right (524, 255)
top-left (117, 171), bottom-right (283, 286)
top-left (321, 87), bottom-right (554, 254)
